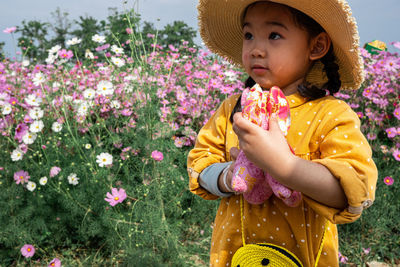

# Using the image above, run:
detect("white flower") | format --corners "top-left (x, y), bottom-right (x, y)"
top-left (77, 102), bottom-right (90, 116)
top-left (85, 49), bottom-right (94, 59)
top-left (29, 107), bottom-right (44, 120)
top-left (96, 80), bottom-right (114, 96)
top-left (52, 121), bottom-right (62, 132)
top-left (96, 152), bottom-right (113, 167)
top-left (25, 94), bottom-right (42, 107)
top-left (66, 37), bottom-right (82, 46)
top-left (30, 120), bottom-right (44, 133)
top-left (2, 103), bottom-right (12, 115)
top-left (39, 176), bottom-right (48, 185)
top-left (22, 59), bottom-right (30, 67)
top-left (67, 173), bottom-right (79, 185)
top-left (27, 181), bottom-right (37, 191)
top-left (85, 143), bottom-right (91, 149)
top-left (22, 132), bottom-right (37, 145)
top-left (111, 57), bottom-right (125, 67)
top-left (63, 95), bottom-right (73, 103)
top-left (110, 100), bottom-right (121, 109)
top-left (45, 54), bottom-right (57, 65)
top-left (11, 148), bottom-right (23, 161)
top-left (83, 89), bottom-right (96, 99)
top-left (48, 45), bottom-right (61, 55)
top-left (224, 70), bottom-right (237, 82)
top-left (53, 82), bottom-right (61, 88)
top-left (111, 45), bottom-right (124, 54)
top-left (32, 72), bottom-right (45, 86)
top-left (92, 34), bottom-right (106, 44)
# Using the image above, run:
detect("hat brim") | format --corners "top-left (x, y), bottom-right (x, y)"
top-left (198, 0), bottom-right (364, 90)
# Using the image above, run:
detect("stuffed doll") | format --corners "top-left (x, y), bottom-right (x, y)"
top-left (231, 84), bottom-right (302, 206)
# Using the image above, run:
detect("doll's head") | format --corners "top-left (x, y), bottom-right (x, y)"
top-left (198, 0), bottom-right (365, 93)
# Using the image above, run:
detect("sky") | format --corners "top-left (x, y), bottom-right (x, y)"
top-left (1, 0), bottom-right (399, 58)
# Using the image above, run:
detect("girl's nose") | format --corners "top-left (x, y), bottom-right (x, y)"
top-left (251, 45), bottom-right (266, 58)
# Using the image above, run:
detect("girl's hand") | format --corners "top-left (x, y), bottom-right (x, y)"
top-left (232, 112), bottom-right (296, 181)
top-left (218, 147), bottom-right (239, 193)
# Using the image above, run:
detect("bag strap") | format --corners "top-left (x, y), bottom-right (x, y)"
top-left (239, 195), bottom-right (328, 267)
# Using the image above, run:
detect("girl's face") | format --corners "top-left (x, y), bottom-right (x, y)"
top-left (242, 2), bottom-right (314, 95)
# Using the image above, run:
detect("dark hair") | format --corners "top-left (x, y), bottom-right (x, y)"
top-left (230, 3), bottom-right (341, 123)
top-left (288, 7), bottom-right (341, 99)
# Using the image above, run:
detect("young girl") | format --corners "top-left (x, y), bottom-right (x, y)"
top-left (188, 0), bottom-right (378, 266)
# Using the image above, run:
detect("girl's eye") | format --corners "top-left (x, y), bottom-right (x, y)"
top-left (269, 32), bottom-right (281, 40)
top-left (244, 32), bottom-right (253, 40)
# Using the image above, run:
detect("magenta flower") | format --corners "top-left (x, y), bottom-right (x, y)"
top-left (394, 107), bottom-right (400, 120)
top-left (48, 257), bottom-right (61, 267)
top-left (14, 170), bottom-right (30, 185)
top-left (50, 166), bottom-right (61, 177)
top-left (20, 244), bottom-right (35, 258)
top-left (3, 27), bottom-right (16, 33)
top-left (393, 149), bottom-right (400, 162)
top-left (151, 150), bottom-right (164, 161)
top-left (366, 132), bottom-right (377, 140)
top-left (14, 123), bottom-right (29, 142)
top-left (58, 49), bottom-right (73, 59)
top-left (362, 247), bottom-right (371, 255)
top-left (105, 188), bottom-right (127, 206)
top-left (383, 176), bottom-right (394, 186)
top-left (386, 127), bottom-right (397, 138)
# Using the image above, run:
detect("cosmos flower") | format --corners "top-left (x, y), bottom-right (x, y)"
top-left (96, 152), bottom-right (113, 167)
top-left (50, 166), bottom-right (61, 177)
top-left (26, 181), bottom-right (37, 191)
top-left (67, 173), bottom-right (79, 185)
top-left (48, 258), bottom-right (61, 267)
top-left (20, 244), bottom-right (35, 258)
top-left (383, 176), bottom-right (394, 186)
top-left (92, 34), bottom-right (106, 44)
top-left (3, 27), bottom-right (16, 33)
top-left (105, 188), bottom-right (127, 206)
top-left (11, 148), bottom-right (23, 161)
top-left (151, 150), bottom-right (164, 161)
top-left (14, 170), bottom-right (30, 185)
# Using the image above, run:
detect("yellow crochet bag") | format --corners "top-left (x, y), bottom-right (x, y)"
top-left (231, 196), bottom-right (327, 267)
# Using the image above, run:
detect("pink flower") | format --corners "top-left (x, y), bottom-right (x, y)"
top-left (126, 28), bottom-right (133, 34)
top-left (20, 244), bottom-right (35, 258)
top-left (386, 127), bottom-right (397, 138)
top-left (393, 149), bottom-right (400, 161)
top-left (3, 27), bottom-right (16, 33)
top-left (15, 123), bottom-right (29, 142)
top-left (50, 166), bottom-right (61, 177)
top-left (105, 188), bottom-right (127, 206)
top-left (362, 247), bottom-right (371, 255)
top-left (383, 176), bottom-right (394, 186)
top-left (58, 49), bottom-right (73, 59)
top-left (147, 33), bottom-right (155, 38)
top-left (151, 150), bottom-right (163, 161)
top-left (14, 170), bottom-right (30, 185)
top-left (366, 132), bottom-right (377, 140)
top-left (48, 257), bottom-right (61, 267)
top-left (394, 107), bottom-right (400, 120)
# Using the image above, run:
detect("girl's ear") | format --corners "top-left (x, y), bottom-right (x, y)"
top-left (309, 32), bottom-right (331, 61)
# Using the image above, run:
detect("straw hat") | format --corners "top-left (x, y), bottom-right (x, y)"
top-left (198, 0), bottom-right (365, 90)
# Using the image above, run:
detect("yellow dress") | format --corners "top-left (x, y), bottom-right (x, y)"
top-left (187, 92), bottom-right (378, 267)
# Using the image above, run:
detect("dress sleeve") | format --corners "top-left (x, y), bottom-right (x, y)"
top-left (187, 97), bottom-right (234, 200)
top-left (305, 101), bottom-right (378, 224)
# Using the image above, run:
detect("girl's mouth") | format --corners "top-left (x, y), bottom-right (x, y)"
top-left (252, 65), bottom-right (268, 75)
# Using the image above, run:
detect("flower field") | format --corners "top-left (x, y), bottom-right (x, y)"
top-left (0, 26), bottom-right (399, 266)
